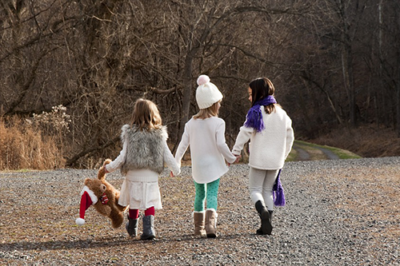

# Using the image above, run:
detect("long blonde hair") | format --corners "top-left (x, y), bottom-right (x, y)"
top-left (131, 98), bottom-right (162, 130)
top-left (193, 101), bottom-right (220, 119)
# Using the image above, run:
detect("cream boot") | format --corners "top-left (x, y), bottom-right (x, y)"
top-left (205, 209), bottom-right (218, 238)
top-left (193, 212), bottom-right (207, 238)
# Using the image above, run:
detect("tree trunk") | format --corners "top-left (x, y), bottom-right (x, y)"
top-left (397, 3), bottom-right (400, 137)
top-left (397, 72), bottom-right (400, 137)
top-left (179, 50), bottom-right (195, 139)
top-left (339, 0), bottom-right (357, 127)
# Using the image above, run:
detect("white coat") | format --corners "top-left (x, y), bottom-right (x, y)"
top-left (232, 106), bottom-right (294, 170)
top-left (175, 117), bottom-right (237, 184)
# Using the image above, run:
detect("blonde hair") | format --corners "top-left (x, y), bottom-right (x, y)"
top-left (193, 101), bottom-right (220, 119)
top-left (131, 98), bottom-right (162, 130)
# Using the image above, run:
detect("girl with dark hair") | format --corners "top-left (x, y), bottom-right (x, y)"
top-left (232, 77), bottom-right (294, 235)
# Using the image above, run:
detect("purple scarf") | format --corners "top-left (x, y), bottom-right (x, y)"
top-left (244, 95), bottom-right (277, 132)
top-left (273, 169), bottom-right (285, 206)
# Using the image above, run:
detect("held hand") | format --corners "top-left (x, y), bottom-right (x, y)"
top-left (170, 171), bottom-right (174, 177)
top-left (234, 155), bottom-right (241, 163)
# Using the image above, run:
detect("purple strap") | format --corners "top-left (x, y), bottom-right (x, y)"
top-left (273, 169), bottom-right (285, 206)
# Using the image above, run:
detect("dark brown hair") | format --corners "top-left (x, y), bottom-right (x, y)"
top-left (249, 77), bottom-right (276, 114)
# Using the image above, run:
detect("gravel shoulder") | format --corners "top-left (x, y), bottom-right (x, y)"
top-left (1, 157), bottom-right (400, 265)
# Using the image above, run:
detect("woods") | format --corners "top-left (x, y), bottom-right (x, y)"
top-left (1, 0), bottom-right (400, 168)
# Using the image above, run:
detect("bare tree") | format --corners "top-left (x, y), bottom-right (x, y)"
top-left (2, 0), bottom-right (400, 168)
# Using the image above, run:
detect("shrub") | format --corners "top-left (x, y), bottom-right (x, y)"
top-left (0, 106), bottom-right (70, 170)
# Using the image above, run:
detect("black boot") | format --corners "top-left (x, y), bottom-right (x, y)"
top-left (126, 215), bottom-right (138, 237)
top-left (256, 210), bottom-right (273, 235)
top-left (255, 201), bottom-right (273, 235)
top-left (140, 215), bottom-right (155, 240)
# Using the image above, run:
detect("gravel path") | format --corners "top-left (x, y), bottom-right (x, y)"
top-left (1, 157), bottom-right (399, 265)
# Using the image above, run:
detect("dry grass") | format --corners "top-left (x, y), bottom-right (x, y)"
top-left (0, 117), bottom-right (65, 170)
top-left (311, 124), bottom-right (400, 158)
top-left (2, 114), bottom-right (399, 171)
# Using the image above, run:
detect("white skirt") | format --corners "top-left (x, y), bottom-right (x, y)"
top-left (118, 169), bottom-right (162, 210)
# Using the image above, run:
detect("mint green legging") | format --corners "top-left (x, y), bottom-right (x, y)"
top-left (193, 179), bottom-right (220, 212)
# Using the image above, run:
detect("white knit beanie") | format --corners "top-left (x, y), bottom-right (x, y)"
top-left (195, 75), bottom-right (223, 109)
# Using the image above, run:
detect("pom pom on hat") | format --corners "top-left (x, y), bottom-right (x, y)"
top-left (76, 218), bottom-right (85, 226)
top-left (195, 75), bottom-right (223, 109)
top-left (197, 75), bottom-right (210, 86)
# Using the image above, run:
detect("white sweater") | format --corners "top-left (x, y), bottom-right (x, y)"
top-left (175, 117), bottom-right (237, 184)
top-left (232, 106), bottom-right (294, 170)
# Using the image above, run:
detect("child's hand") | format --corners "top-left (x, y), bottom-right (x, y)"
top-left (234, 155), bottom-right (241, 163)
top-left (170, 171), bottom-right (174, 177)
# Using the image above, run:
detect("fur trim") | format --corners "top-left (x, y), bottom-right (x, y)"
top-left (192, 211), bottom-right (205, 217)
top-left (80, 186), bottom-right (98, 204)
top-left (206, 208), bottom-right (218, 216)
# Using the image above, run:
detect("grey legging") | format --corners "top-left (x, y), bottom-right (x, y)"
top-left (249, 167), bottom-right (279, 211)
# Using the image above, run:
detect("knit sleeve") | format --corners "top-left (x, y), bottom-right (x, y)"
top-left (106, 140), bottom-right (127, 173)
top-left (174, 122), bottom-right (190, 167)
top-left (232, 122), bottom-right (254, 156)
top-left (215, 120), bottom-right (237, 164)
top-left (284, 116), bottom-right (295, 159)
top-left (163, 141), bottom-right (181, 176)
top-left (106, 124), bottom-right (129, 173)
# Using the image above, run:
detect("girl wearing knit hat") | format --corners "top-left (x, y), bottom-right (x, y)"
top-left (104, 99), bottom-right (180, 240)
top-left (175, 75), bottom-right (237, 238)
top-left (232, 77), bottom-right (294, 235)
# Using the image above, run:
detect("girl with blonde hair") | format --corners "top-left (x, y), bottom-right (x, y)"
top-left (105, 98), bottom-right (180, 240)
top-left (175, 75), bottom-right (237, 238)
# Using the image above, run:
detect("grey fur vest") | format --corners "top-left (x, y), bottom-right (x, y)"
top-left (120, 124), bottom-right (167, 175)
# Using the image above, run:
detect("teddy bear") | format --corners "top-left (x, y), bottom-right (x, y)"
top-left (75, 159), bottom-right (128, 228)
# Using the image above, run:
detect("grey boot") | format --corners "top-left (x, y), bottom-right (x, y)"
top-left (140, 215), bottom-right (155, 240)
top-left (255, 201), bottom-right (272, 235)
top-left (126, 215), bottom-right (138, 237)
